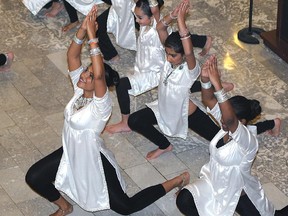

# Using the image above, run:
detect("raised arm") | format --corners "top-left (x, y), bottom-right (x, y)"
top-left (177, 0), bottom-right (196, 70)
top-left (67, 9), bottom-right (90, 72)
top-left (208, 56), bottom-right (238, 133)
top-left (87, 6), bottom-right (107, 98)
top-left (201, 55), bottom-right (217, 109)
top-left (156, 3), bottom-right (179, 44)
top-left (148, 0), bottom-right (160, 22)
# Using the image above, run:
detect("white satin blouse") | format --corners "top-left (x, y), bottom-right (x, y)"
top-left (106, 0), bottom-right (137, 50)
top-left (128, 17), bottom-right (165, 96)
top-left (22, 0), bottom-right (103, 15)
top-left (55, 66), bottom-right (126, 211)
top-left (184, 103), bottom-right (275, 216)
top-left (147, 61), bottom-right (200, 139)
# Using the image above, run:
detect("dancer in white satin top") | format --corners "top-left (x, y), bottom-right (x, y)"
top-left (176, 55), bottom-right (288, 216)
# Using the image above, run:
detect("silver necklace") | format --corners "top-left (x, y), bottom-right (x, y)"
top-left (73, 95), bottom-right (93, 111)
top-left (163, 64), bottom-right (183, 86)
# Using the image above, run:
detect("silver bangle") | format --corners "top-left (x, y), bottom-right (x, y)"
top-left (214, 88), bottom-right (229, 103)
top-left (149, 0), bottom-right (158, 7)
top-left (88, 38), bottom-right (99, 45)
top-left (161, 19), bottom-right (169, 27)
top-left (73, 35), bottom-right (84, 45)
top-left (90, 47), bottom-right (102, 57)
top-left (169, 12), bottom-right (177, 19)
top-left (200, 80), bottom-right (212, 89)
top-left (180, 35), bottom-right (191, 40)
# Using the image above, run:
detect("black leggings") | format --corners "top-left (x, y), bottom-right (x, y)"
top-left (176, 189), bottom-right (261, 216)
top-left (25, 148), bottom-right (166, 215)
top-left (96, 8), bottom-right (118, 61)
top-left (128, 104), bottom-right (275, 150)
top-left (44, 0), bottom-right (59, 9)
top-left (128, 107), bottom-right (221, 149)
top-left (63, 0), bottom-right (78, 23)
top-left (0, 53), bottom-right (7, 66)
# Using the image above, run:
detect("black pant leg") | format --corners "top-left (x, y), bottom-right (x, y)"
top-left (25, 148), bottom-right (63, 202)
top-left (96, 8), bottom-right (118, 60)
top-left (128, 108), bottom-right (171, 149)
top-left (188, 107), bottom-right (221, 141)
top-left (191, 34), bottom-right (207, 48)
top-left (236, 194), bottom-right (261, 216)
top-left (101, 154), bottom-right (165, 215)
top-left (254, 120), bottom-right (274, 135)
top-left (176, 189), bottom-right (199, 216)
top-left (63, 0), bottom-right (78, 23)
top-left (44, 0), bottom-right (54, 9)
top-left (0, 53), bottom-right (6, 66)
top-left (116, 77), bottom-right (132, 115)
top-left (190, 81), bottom-right (201, 93)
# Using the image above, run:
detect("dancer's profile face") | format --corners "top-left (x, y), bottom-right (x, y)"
top-left (165, 47), bottom-right (183, 65)
top-left (77, 66), bottom-right (95, 91)
top-left (134, 7), bottom-right (152, 26)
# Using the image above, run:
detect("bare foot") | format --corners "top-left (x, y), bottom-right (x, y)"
top-left (50, 204), bottom-right (73, 216)
top-left (0, 52), bottom-right (14, 72)
top-left (199, 35), bottom-right (212, 56)
top-left (62, 21), bottom-right (80, 32)
top-left (106, 55), bottom-right (120, 64)
top-left (267, 118), bottom-right (281, 136)
top-left (105, 121), bottom-right (131, 134)
top-left (175, 171), bottom-right (190, 195)
top-left (146, 145), bottom-right (173, 160)
top-left (222, 81), bottom-right (234, 92)
top-left (45, 2), bottom-right (64, 17)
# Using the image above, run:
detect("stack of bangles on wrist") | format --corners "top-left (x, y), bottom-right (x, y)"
top-left (214, 88), bottom-right (229, 103)
top-left (179, 28), bottom-right (191, 40)
top-left (90, 47), bottom-right (102, 57)
top-left (73, 34), bottom-right (84, 45)
top-left (200, 80), bottom-right (212, 89)
top-left (88, 38), bottom-right (98, 45)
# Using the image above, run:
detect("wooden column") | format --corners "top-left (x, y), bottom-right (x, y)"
top-left (261, 0), bottom-right (288, 63)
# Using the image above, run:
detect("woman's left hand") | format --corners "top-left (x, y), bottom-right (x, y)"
top-left (177, 0), bottom-right (190, 22)
top-left (87, 5), bottom-right (98, 39)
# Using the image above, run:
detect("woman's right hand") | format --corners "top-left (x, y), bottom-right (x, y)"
top-left (207, 56), bottom-right (222, 90)
top-left (80, 5), bottom-right (98, 32)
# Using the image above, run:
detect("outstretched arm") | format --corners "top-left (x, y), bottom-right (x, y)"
top-left (87, 6), bottom-right (107, 98)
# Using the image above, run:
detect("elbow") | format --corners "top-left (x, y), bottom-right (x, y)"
top-left (224, 117), bottom-right (237, 129)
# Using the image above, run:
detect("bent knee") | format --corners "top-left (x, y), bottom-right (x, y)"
top-left (127, 113), bottom-right (140, 130)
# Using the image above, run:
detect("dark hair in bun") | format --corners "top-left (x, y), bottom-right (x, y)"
top-left (229, 95), bottom-right (262, 121)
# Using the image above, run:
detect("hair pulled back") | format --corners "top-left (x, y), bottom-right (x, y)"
top-left (135, 0), bottom-right (164, 18)
top-left (164, 31), bottom-right (184, 55)
top-left (229, 95), bottom-right (262, 122)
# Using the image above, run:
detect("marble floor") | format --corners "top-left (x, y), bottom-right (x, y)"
top-left (0, 0), bottom-right (288, 215)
